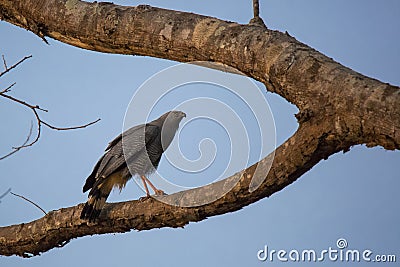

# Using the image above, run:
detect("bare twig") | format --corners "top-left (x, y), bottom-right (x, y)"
top-left (10, 192), bottom-right (47, 215)
top-left (0, 122), bottom-right (33, 160)
top-left (0, 90), bottom-right (101, 150)
top-left (0, 54), bottom-right (100, 159)
top-left (0, 82), bottom-right (16, 94)
top-left (249, 0), bottom-right (266, 28)
top-left (39, 35), bottom-right (49, 45)
top-left (0, 92), bottom-right (48, 112)
top-left (2, 55), bottom-right (7, 69)
top-left (0, 188), bottom-right (12, 203)
top-left (0, 55), bottom-right (32, 78)
top-left (41, 118), bottom-right (101, 131)
top-left (253, 0), bottom-right (260, 18)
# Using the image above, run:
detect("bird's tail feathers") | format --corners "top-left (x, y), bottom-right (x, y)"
top-left (80, 184), bottom-right (111, 222)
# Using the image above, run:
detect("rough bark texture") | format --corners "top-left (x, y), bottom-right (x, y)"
top-left (0, 0), bottom-right (399, 258)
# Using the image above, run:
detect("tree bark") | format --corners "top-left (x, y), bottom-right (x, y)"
top-left (0, 0), bottom-right (399, 257)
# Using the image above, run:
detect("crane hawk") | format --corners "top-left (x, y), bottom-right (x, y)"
top-left (80, 110), bottom-right (186, 222)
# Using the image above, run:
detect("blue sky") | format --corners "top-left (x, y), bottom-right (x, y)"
top-left (1, 0), bottom-right (399, 266)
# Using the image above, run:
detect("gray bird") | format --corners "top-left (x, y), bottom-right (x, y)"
top-left (80, 110), bottom-right (186, 222)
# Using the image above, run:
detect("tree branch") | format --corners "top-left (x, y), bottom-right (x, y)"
top-left (0, 122), bottom-right (341, 257)
top-left (0, 55), bottom-right (32, 78)
top-left (0, 55), bottom-right (101, 160)
top-left (0, 121), bottom-right (33, 160)
top-left (0, 188), bottom-right (11, 203)
top-left (249, 0), bottom-right (266, 27)
top-left (0, 88), bottom-right (101, 158)
top-left (10, 192), bottom-right (47, 215)
top-left (0, 0), bottom-right (397, 149)
top-left (0, 0), bottom-right (398, 257)
top-left (253, 0), bottom-right (260, 18)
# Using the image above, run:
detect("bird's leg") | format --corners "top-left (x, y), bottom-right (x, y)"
top-left (140, 175), bottom-right (151, 197)
top-left (142, 176), bottom-right (166, 196)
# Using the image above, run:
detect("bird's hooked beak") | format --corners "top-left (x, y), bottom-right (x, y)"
top-left (175, 111), bottom-right (186, 119)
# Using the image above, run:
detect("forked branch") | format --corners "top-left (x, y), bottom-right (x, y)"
top-left (0, 55), bottom-right (100, 160)
top-left (0, 54), bottom-right (32, 78)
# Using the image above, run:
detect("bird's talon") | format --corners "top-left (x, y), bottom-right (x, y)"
top-left (155, 190), bottom-right (167, 196)
top-left (139, 195), bottom-right (151, 202)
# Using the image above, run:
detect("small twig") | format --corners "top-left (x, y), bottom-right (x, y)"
top-left (0, 91), bottom-right (101, 150)
top-left (249, 0), bottom-right (267, 28)
top-left (0, 55), bottom-right (32, 78)
top-left (10, 192), bottom-right (47, 215)
top-left (0, 82), bottom-right (16, 94)
top-left (0, 121), bottom-right (33, 160)
top-left (39, 35), bottom-right (49, 45)
top-left (41, 118), bottom-right (101, 131)
top-left (0, 92), bottom-right (48, 112)
top-left (0, 54), bottom-right (100, 159)
top-left (253, 0), bottom-right (260, 18)
top-left (0, 188), bottom-right (12, 203)
top-left (2, 55), bottom-right (7, 69)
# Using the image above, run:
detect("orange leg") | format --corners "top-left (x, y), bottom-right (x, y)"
top-left (140, 176), bottom-right (150, 197)
top-left (141, 175), bottom-right (166, 196)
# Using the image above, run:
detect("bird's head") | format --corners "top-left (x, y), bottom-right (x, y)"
top-left (169, 110), bottom-right (186, 120)
top-left (155, 110), bottom-right (186, 130)
top-left (159, 110), bottom-right (186, 123)
top-left (158, 110), bottom-right (186, 149)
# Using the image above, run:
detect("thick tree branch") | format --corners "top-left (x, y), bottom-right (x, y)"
top-left (0, 122), bottom-right (340, 257)
top-left (0, 0), bottom-right (397, 149)
top-left (0, 0), bottom-right (399, 257)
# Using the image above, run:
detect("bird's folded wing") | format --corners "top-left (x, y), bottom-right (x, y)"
top-left (95, 124), bottom-right (160, 180)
